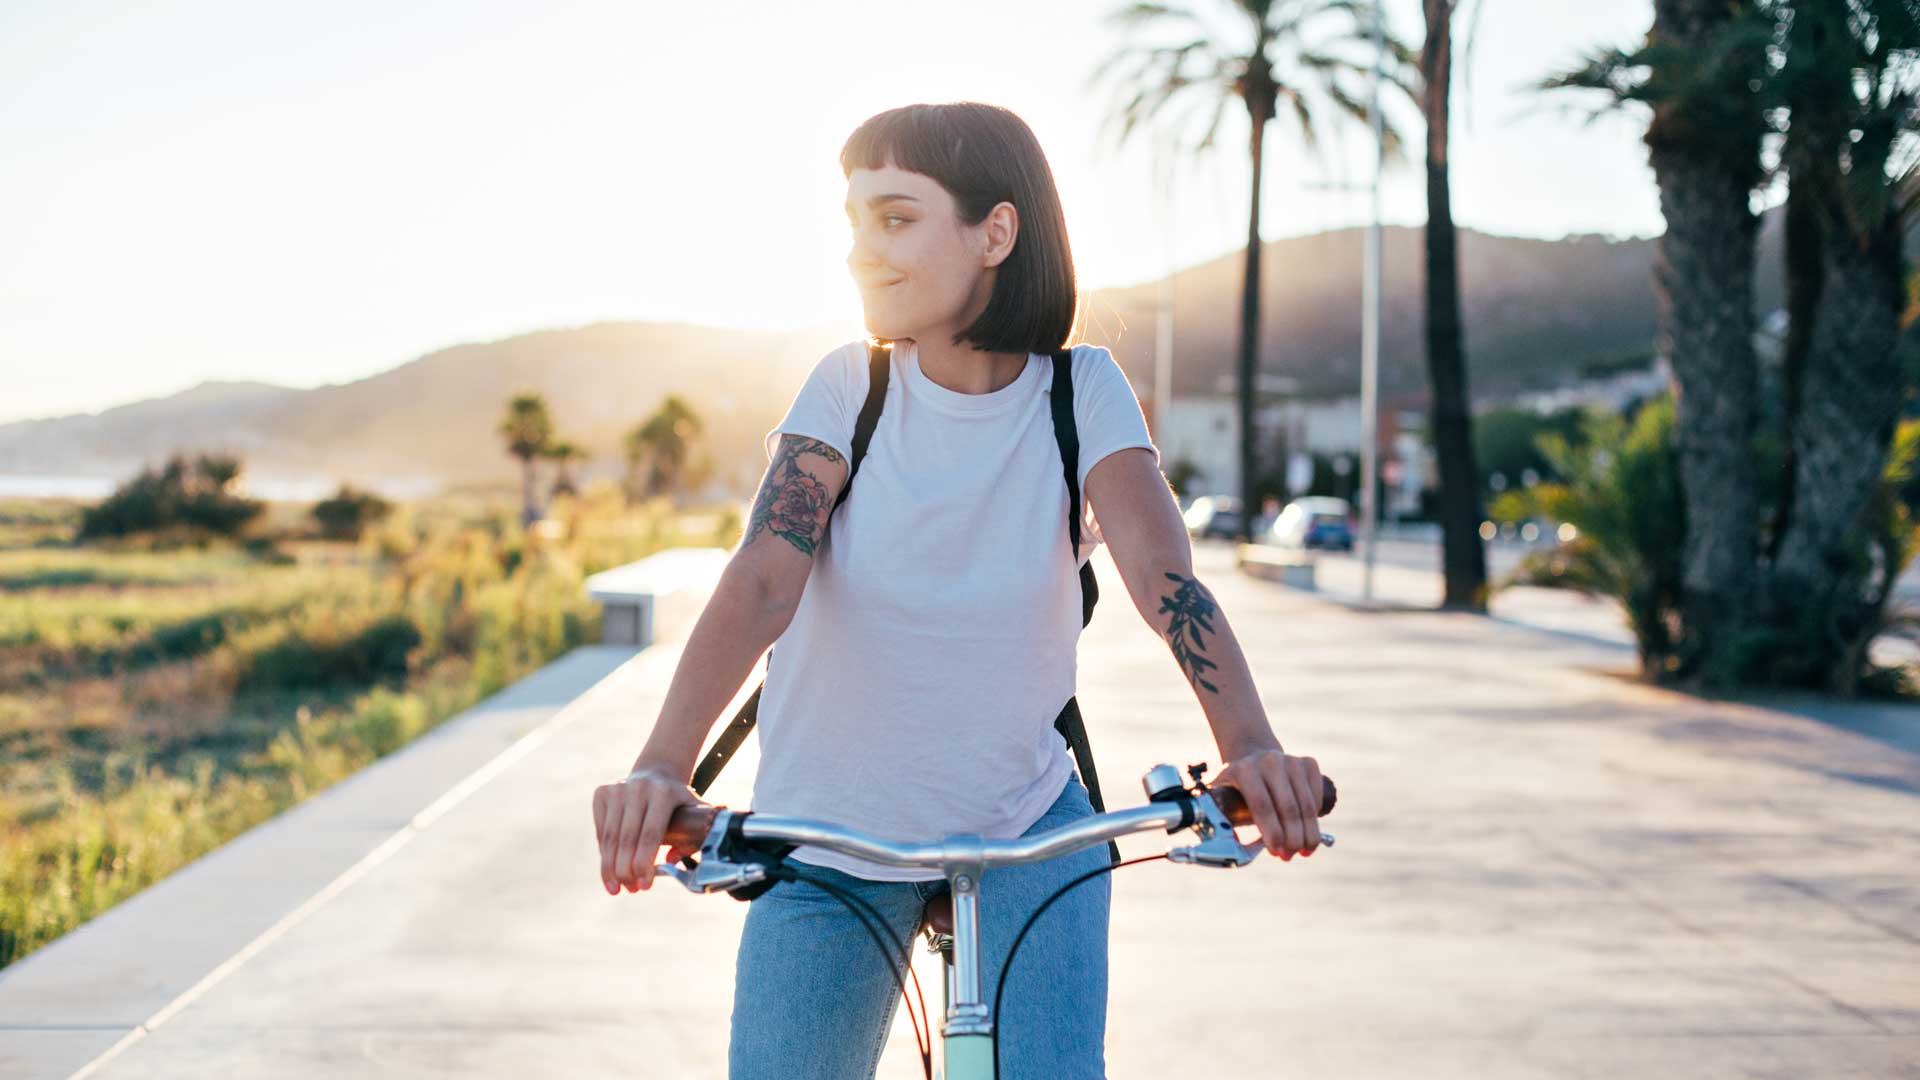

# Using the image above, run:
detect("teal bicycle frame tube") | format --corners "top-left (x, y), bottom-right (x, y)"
top-left (941, 1032), bottom-right (993, 1079)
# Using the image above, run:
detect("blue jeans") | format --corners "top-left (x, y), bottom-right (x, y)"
top-left (728, 770), bottom-right (1111, 1079)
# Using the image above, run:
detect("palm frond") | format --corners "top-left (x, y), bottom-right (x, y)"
top-left (1103, 1), bottom-right (1208, 29)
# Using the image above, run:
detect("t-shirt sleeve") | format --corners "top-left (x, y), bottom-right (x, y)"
top-left (764, 341), bottom-right (868, 464)
top-left (1071, 344), bottom-right (1160, 493)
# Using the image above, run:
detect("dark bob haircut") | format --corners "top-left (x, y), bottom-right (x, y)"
top-left (840, 102), bottom-right (1079, 355)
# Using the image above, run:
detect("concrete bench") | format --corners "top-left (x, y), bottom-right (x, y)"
top-left (585, 547), bottom-right (731, 647)
top-left (1235, 542), bottom-right (1317, 590)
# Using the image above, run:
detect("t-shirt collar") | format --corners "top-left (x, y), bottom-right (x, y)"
top-left (901, 339), bottom-right (1044, 416)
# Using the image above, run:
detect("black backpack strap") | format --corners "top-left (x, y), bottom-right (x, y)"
top-left (1055, 696), bottom-right (1121, 866)
top-left (1049, 350), bottom-right (1099, 629)
top-left (691, 343), bottom-right (891, 801)
top-left (832, 342), bottom-right (891, 514)
top-left (1048, 348), bottom-right (1117, 866)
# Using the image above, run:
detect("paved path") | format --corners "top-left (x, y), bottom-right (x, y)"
top-left (5, 543), bottom-right (1917, 1077)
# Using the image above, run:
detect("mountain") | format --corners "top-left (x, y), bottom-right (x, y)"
top-left (0, 322), bottom-right (852, 494)
top-left (1091, 215), bottom-right (1789, 411)
top-left (1, 219), bottom-right (1796, 496)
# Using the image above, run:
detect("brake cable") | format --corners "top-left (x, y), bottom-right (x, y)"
top-left (677, 837), bottom-right (936, 1078)
top-left (749, 864), bottom-right (936, 1079)
top-left (989, 852), bottom-right (1168, 1080)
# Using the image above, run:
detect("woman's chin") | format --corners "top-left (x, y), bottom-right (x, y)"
top-left (862, 316), bottom-right (911, 341)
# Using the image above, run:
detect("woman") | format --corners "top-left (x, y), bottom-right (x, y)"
top-left (592, 102), bottom-right (1325, 1079)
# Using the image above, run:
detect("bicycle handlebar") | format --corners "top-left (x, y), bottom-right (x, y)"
top-left (661, 773), bottom-right (1336, 871)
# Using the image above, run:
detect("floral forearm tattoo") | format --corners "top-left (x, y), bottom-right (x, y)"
top-left (1158, 572), bottom-right (1221, 694)
top-left (745, 435), bottom-right (844, 557)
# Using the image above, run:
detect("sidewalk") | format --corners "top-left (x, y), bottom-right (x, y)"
top-left (4, 543), bottom-right (1915, 1077)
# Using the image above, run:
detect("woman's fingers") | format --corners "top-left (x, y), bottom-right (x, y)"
top-left (596, 786), bottom-right (627, 894)
top-left (1284, 754), bottom-right (1324, 854)
top-left (594, 766), bottom-right (708, 897)
top-left (633, 787), bottom-right (684, 891)
top-left (614, 787), bottom-right (646, 890)
top-left (1258, 752), bottom-right (1306, 856)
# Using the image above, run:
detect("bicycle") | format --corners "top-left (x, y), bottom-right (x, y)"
top-left (651, 761), bottom-right (1338, 1080)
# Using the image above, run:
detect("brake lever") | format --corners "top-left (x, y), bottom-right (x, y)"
top-left (1168, 788), bottom-right (1264, 868)
top-left (1167, 786), bottom-right (1337, 868)
top-left (652, 807), bottom-right (769, 894)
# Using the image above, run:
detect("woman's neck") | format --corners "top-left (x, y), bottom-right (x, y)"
top-left (911, 337), bottom-right (1028, 395)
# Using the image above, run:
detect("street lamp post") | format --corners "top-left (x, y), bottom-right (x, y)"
top-left (1153, 131), bottom-right (1176, 449)
top-left (1358, 3), bottom-right (1385, 606)
top-left (1298, 8), bottom-right (1387, 604)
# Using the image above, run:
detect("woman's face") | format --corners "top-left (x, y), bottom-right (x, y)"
top-left (844, 164), bottom-right (1014, 344)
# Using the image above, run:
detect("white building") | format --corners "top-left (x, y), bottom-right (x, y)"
top-left (1155, 394), bottom-right (1368, 498)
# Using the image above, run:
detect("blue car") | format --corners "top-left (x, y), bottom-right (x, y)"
top-left (1267, 497), bottom-right (1355, 551)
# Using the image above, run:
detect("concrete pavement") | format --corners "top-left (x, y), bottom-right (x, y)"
top-left (4, 542), bottom-right (1916, 1077)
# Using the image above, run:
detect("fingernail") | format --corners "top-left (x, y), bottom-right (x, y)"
top-left (605, 881), bottom-right (616, 895)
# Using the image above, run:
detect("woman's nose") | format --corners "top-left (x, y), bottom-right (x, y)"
top-left (846, 233), bottom-right (876, 271)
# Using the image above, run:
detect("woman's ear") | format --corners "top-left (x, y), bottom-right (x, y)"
top-left (981, 201), bottom-right (1018, 269)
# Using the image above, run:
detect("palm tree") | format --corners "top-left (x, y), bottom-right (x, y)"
top-left (624, 395), bottom-right (704, 506)
top-left (1418, 0), bottom-right (1488, 610)
top-left (1543, 0), bottom-right (1919, 690)
top-left (543, 439), bottom-right (586, 500)
top-left (499, 391), bottom-right (553, 526)
top-left (1092, 0), bottom-right (1414, 543)
top-left (1544, 1), bottom-right (1771, 676)
top-left (1765, 0), bottom-right (1918, 610)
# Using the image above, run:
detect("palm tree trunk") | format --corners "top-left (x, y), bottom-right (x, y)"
top-left (521, 457), bottom-right (539, 526)
top-left (1771, 208), bottom-right (1905, 604)
top-left (1646, 0), bottom-right (1764, 678)
top-left (1422, 0), bottom-right (1488, 611)
top-left (1236, 111), bottom-right (1268, 544)
top-left (1767, 157), bottom-right (1823, 558)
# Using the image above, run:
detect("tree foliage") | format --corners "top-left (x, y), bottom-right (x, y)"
top-left (78, 453), bottom-right (265, 542)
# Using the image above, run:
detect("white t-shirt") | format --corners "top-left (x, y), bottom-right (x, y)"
top-left (748, 338), bottom-right (1160, 880)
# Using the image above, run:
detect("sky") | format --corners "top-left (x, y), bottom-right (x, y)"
top-left (0, 0), bottom-right (1658, 424)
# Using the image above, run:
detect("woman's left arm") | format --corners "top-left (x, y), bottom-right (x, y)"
top-left (1084, 448), bottom-right (1324, 858)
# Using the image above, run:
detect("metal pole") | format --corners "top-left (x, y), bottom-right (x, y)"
top-left (1154, 135), bottom-right (1175, 453)
top-left (1359, 4), bottom-right (1385, 604)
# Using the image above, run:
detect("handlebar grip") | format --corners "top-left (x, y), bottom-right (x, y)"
top-left (665, 804), bottom-right (717, 851)
top-left (1212, 774), bottom-right (1336, 827)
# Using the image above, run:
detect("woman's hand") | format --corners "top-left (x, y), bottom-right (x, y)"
top-left (1212, 747), bottom-right (1325, 859)
top-left (592, 764), bottom-right (705, 894)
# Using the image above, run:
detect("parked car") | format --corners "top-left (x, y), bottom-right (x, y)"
top-left (1266, 497), bottom-right (1355, 551)
top-left (1182, 495), bottom-right (1244, 540)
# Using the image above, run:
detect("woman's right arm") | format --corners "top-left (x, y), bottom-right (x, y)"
top-left (595, 433), bottom-right (851, 894)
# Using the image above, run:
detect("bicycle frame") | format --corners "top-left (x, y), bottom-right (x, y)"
top-left (656, 764), bottom-right (1335, 1079)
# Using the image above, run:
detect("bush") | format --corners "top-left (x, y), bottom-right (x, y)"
top-left (312, 485), bottom-right (393, 541)
top-left (78, 454), bottom-right (264, 542)
top-left (237, 613), bottom-right (422, 693)
top-left (1495, 397), bottom-right (1686, 674)
top-left (1500, 400), bottom-right (1920, 694)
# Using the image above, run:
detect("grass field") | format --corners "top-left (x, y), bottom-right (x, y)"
top-left (0, 484), bottom-right (740, 969)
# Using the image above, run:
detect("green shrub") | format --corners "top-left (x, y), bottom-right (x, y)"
top-left (78, 454), bottom-right (265, 542)
top-left (237, 614), bottom-right (422, 693)
top-left (312, 485), bottom-right (393, 541)
top-left (346, 687), bottom-right (427, 756)
top-left (1495, 397), bottom-right (1686, 673)
top-left (1500, 401), bottom-right (1920, 693)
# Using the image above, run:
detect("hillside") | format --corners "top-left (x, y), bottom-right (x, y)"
top-left (4, 218), bottom-right (1797, 494)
